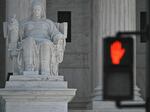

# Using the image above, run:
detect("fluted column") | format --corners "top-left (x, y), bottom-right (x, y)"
top-left (92, 0), bottom-right (139, 105)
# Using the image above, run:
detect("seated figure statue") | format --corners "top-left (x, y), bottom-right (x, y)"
top-left (6, 1), bottom-right (67, 76)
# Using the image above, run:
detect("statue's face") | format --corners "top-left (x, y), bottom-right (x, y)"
top-left (32, 5), bottom-right (42, 18)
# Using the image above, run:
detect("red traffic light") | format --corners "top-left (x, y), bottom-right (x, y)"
top-left (103, 37), bottom-right (134, 101)
top-left (110, 40), bottom-right (125, 65)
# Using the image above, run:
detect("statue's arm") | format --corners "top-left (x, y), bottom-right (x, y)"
top-left (47, 20), bottom-right (67, 63)
top-left (17, 19), bottom-right (29, 50)
top-left (47, 20), bottom-right (65, 44)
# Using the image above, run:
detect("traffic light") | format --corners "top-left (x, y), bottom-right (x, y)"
top-left (103, 36), bottom-right (134, 101)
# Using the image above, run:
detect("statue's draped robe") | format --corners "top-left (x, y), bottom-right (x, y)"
top-left (17, 19), bottom-right (65, 75)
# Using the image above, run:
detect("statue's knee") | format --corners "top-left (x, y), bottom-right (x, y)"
top-left (40, 40), bottom-right (53, 48)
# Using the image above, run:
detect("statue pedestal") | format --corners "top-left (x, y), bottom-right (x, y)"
top-left (0, 75), bottom-right (76, 112)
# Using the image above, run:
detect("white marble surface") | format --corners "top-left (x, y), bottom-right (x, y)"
top-left (0, 88), bottom-right (76, 112)
top-left (9, 75), bottom-right (64, 81)
top-left (0, 89), bottom-right (76, 102)
top-left (6, 75), bottom-right (67, 88)
top-left (6, 81), bottom-right (67, 88)
top-left (5, 102), bottom-right (67, 112)
top-left (0, 75), bottom-right (76, 112)
top-left (69, 109), bottom-right (145, 112)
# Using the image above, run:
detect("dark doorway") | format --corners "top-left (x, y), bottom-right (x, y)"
top-left (57, 11), bottom-right (71, 42)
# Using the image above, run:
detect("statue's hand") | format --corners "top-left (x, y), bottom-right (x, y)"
top-left (57, 39), bottom-right (63, 45)
top-left (10, 49), bottom-right (18, 57)
top-left (56, 39), bottom-right (64, 50)
top-left (53, 36), bottom-right (64, 45)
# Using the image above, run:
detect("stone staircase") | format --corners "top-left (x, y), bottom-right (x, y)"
top-left (69, 109), bottom-right (145, 112)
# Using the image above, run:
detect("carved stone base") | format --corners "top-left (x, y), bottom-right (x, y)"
top-left (0, 75), bottom-right (76, 112)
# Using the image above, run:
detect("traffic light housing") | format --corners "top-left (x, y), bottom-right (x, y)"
top-left (103, 36), bottom-right (134, 101)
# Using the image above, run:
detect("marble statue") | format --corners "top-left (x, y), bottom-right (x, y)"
top-left (6, 1), bottom-right (67, 75)
top-left (7, 15), bottom-right (20, 75)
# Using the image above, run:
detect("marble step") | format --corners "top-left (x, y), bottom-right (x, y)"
top-left (9, 75), bottom-right (64, 81)
top-left (69, 109), bottom-right (145, 112)
top-left (5, 81), bottom-right (67, 88)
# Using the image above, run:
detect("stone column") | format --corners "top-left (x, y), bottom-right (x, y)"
top-left (91, 0), bottom-right (143, 110)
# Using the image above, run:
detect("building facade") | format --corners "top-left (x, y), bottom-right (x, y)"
top-left (0, 0), bottom-right (147, 111)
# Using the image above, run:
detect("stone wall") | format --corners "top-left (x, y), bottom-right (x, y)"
top-left (46, 0), bottom-right (92, 109)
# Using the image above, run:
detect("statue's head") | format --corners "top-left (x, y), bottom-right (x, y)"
top-left (31, 0), bottom-right (46, 19)
top-left (8, 15), bottom-right (19, 33)
top-left (8, 15), bottom-right (19, 26)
